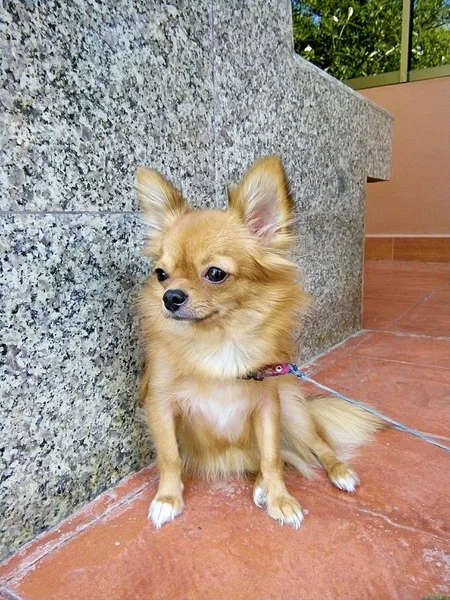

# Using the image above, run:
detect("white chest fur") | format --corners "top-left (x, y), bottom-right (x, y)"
top-left (177, 382), bottom-right (254, 441)
top-left (191, 337), bottom-right (247, 378)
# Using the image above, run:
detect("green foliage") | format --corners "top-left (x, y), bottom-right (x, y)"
top-left (292, 0), bottom-right (450, 80)
top-left (411, 0), bottom-right (450, 69)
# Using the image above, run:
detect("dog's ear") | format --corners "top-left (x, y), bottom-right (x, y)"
top-left (136, 167), bottom-right (189, 234)
top-left (227, 156), bottom-right (295, 252)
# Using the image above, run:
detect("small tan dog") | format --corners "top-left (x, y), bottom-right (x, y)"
top-left (137, 156), bottom-right (381, 529)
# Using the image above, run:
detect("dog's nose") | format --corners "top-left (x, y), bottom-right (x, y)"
top-left (163, 289), bottom-right (188, 312)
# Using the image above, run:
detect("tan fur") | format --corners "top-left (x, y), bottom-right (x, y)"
top-left (136, 156), bottom-right (383, 528)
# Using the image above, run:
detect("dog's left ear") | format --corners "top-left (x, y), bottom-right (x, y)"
top-left (227, 156), bottom-right (295, 252)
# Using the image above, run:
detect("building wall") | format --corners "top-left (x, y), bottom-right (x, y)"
top-left (363, 77), bottom-right (450, 236)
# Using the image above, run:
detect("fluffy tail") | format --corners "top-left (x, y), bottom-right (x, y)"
top-left (308, 396), bottom-right (384, 461)
top-left (280, 392), bottom-right (384, 478)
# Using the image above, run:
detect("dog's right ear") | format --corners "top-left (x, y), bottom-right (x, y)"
top-left (136, 167), bottom-right (189, 234)
top-left (227, 156), bottom-right (295, 253)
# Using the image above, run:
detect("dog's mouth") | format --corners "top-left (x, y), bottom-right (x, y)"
top-left (165, 310), bottom-right (220, 323)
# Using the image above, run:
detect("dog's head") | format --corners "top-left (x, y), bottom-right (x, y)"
top-left (136, 157), bottom-right (307, 333)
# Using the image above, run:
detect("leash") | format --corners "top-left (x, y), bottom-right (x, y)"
top-left (244, 363), bottom-right (450, 453)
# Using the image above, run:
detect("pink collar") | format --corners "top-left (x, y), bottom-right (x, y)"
top-left (243, 363), bottom-right (297, 381)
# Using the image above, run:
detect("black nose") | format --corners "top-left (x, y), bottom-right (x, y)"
top-left (163, 289), bottom-right (188, 312)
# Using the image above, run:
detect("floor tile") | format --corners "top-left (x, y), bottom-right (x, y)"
top-left (364, 260), bottom-right (450, 277)
top-left (350, 331), bottom-right (450, 370)
top-left (0, 468), bottom-right (156, 585)
top-left (287, 429), bottom-right (450, 540)
top-left (365, 237), bottom-right (393, 260)
top-left (363, 276), bottom-right (450, 308)
top-left (390, 304), bottom-right (450, 337)
top-left (363, 280), bottom-right (445, 303)
top-left (363, 261), bottom-right (450, 333)
top-left (364, 260), bottom-right (450, 275)
top-left (302, 332), bottom-right (367, 374)
top-left (298, 348), bottom-right (450, 540)
top-left (363, 297), bottom-right (415, 329)
top-left (424, 285), bottom-right (450, 307)
top-left (5, 471), bottom-right (450, 600)
top-left (308, 354), bottom-right (450, 438)
top-left (393, 237), bottom-right (450, 262)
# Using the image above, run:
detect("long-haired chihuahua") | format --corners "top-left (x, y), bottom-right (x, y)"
top-left (137, 156), bottom-right (381, 529)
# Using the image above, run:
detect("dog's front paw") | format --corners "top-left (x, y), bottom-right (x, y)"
top-left (328, 463), bottom-right (360, 493)
top-left (148, 494), bottom-right (184, 528)
top-left (266, 493), bottom-right (304, 529)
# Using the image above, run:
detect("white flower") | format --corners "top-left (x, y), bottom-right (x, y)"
top-left (348, 7), bottom-right (354, 18)
top-left (369, 50), bottom-right (378, 58)
top-left (385, 47), bottom-right (395, 56)
top-left (304, 45), bottom-right (313, 52)
top-left (332, 15), bottom-right (339, 22)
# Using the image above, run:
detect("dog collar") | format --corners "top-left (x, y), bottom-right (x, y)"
top-left (242, 363), bottom-right (298, 381)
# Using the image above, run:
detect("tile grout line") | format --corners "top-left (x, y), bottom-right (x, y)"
top-left (332, 499), bottom-right (450, 544)
top-left (383, 278), bottom-right (450, 330)
top-left (425, 279), bottom-right (450, 306)
top-left (363, 328), bottom-right (450, 341)
top-left (2, 471), bottom-right (159, 587)
top-left (300, 330), bottom-right (369, 375)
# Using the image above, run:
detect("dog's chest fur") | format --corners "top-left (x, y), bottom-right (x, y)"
top-left (176, 381), bottom-right (257, 442)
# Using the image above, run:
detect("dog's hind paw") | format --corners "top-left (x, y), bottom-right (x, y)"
top-left (328, 464), bottom-right (360, 493)
top-left (148, 495), bottom-right (184, 528)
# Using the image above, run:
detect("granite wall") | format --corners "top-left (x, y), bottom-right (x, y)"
top-left (0, 0), bottom-right (392, 559)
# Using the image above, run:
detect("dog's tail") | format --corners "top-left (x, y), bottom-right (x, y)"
top-left (308, 396), bottom-right (384, 460)
top-left (280, 392), bottom-right (384, 478)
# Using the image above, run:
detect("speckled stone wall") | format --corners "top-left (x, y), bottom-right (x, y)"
top-left (0, 0), bottom-right (392, 559)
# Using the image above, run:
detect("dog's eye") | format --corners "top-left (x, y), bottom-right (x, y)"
top-left (154, 268), bottom-right (168, 282)
top-left (205, 267), bottom-right (228, 283)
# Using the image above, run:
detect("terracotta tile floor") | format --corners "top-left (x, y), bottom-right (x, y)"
top-left (1, 260), bottom-right (450, 600)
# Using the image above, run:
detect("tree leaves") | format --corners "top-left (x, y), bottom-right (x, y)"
top-left (292, 0), bottom-right (450, 79)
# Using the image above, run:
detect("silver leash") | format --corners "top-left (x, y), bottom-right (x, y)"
top-left (288, 364), bottom-right (450, 454)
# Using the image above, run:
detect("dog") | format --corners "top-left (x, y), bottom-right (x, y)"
top-left (136, 156), bottom-right (382, 529)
